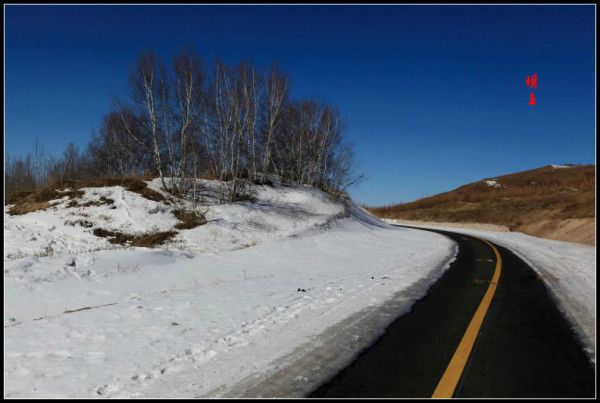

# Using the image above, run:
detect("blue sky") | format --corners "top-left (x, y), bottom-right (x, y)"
top-left (5, 5), bottom-right (596, 205)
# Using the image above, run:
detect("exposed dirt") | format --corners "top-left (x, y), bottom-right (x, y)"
top-left (517, 218), bottom-right (595, 245)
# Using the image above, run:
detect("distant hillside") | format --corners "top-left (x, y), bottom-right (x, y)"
top-left (369, 164), bottom-right (596, 245)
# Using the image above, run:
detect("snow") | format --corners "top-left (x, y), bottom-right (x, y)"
top-left (550, 164), bottom-right (573, 169)
top-left (4, 180), bottom-right (347, 259)
top-left (483, 179), bottom-right (501, 188)
top-left (4, 185), bottom-right (178, 259)
top-left (4, 181), bottom-right (456, 398)
top-left (383, 219), bottom-right (596, 363)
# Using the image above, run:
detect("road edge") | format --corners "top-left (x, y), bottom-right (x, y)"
top-left (393, 222), bottom-right (596, 365)
top-left (200, 229), bottom-right (459, 398)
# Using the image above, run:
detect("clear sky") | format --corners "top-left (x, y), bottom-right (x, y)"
top-left (5, 5), bottom-right (596, 205)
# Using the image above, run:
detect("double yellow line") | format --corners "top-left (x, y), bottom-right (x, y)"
top-left (432, 238), bottom-right (503, 398)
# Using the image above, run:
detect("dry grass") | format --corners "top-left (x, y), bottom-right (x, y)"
top-left (64, 219), bottom-right (94, 228)
top-left (76, 196), bottom-right (115, 208)
top-left (369, 164), bottom-right (595, 243)
top-left (117, 178), bottom-right (166, 202)
top-left (6, 188), bottom-right (84, 215)
top-left (131, 231), bottom-right (178, 247)
top-left (173, 209), bottom-right (207, 229)
top-left (92, 228), bottom-right (178, 247)
top-left (6, 177), bottom-right (165, 215)
top-left (74, 178), bottom-right (166, 202)
top-left (64, 303), bottom-right (117, 314)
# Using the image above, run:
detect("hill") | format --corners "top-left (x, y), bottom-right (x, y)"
top-left (368, 164), bottom-right (596, 245)
top-left (4, 177), bottom-right (458, 398)
top-left (4, 178), bottom-right (352, 259)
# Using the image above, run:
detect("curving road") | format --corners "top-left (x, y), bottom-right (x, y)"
top-left (309, 227), bottom-right (595, 398)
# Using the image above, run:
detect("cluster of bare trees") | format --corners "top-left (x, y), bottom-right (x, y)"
top-left (5, 140), bottom-right (82, 198)
top-left (6, 48), bottom-right (362, 202)
top-left (87, 48), bottom-right (362, 201)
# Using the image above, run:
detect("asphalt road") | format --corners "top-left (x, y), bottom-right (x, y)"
top-left (309, 228), bottom-right (595, 398)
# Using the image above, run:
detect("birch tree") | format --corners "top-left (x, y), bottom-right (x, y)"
top-left (172, 49), bottom-right (206, 193)
top-left (78, 47), bottom-right (363, 202)
top-left (130, 50), bottom-right (168, 190)
top-left (260, 64), bottom-right (288, 181)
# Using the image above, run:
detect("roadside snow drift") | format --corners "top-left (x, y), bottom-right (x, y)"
top-left (4, 180), bottom-right (456, 398)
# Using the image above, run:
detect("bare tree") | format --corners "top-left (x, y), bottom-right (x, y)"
top-left (84, 107), bottom-right (150, 178)
top-left (260, 64), bottom-right (288, 182)
top-left (326, 142), bottom-right (364, 197)
top-left (236, 60), bottom-right (261, 181)
top-left (171, 48), bottom-right (206, 193)
top-left (62, 143), bottom-right (80, 181)
top-left (130, 50), bottom-right (168, 190)
top-left (212, 59), bottom-right (243, 201)
top-left (64, 47), bottom-right (363, 204)
top-left (32, 138), bottom-right (48, 188)
top-left (5, 153), bottom-right (36, 197)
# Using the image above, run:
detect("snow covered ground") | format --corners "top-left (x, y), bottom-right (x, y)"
top-left (4, 181), bottom-right (456, 398)
top-left (384, 219), bottom-right (596, 363)
top-left (4, 179), bottom-right (347, 259)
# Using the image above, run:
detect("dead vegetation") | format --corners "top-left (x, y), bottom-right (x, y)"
top-left (172, 209), bottom-right (207, 229)
top-left (6, 188), bottom-right (84, 215)
top-left (64, 303), bottom-right (117, 314)
top-left (369, 165), bottom-right (596, 244)
top-left (117, 178), bottom-right (166, 202)
top-left (6, 177), bottom-right (165, 215)
top-left (71, 196), bottom-right (116, 208)
top-left (64, 219), bottom-right (94, 228)
top-left (7, 175), bottom-right (203, 248)
top-left (92, 228), bottom-right (178, 247)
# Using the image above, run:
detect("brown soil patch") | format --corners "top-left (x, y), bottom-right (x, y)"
top-left (517, 218), bottom-right (595, 245)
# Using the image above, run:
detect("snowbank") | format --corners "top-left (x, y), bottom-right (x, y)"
top-left (4, 179), bottom-right (346, 259)
top-left (383, 219), bottom-right (596, 362)
top-left (4, 182), bottom-right (456, 398)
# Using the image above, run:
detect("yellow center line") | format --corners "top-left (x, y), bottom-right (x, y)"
top-left (432, 237), bottom-right (502, 399)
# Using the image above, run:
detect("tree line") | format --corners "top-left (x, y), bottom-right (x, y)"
top-left (5, 48), bottom-right (362, 202)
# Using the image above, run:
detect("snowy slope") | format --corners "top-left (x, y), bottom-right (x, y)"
top-left (383, 219), bottom-right (596, 362)
top-left (4, 179), bottom-right (347, 259)
top-left (4, 181), bottom-right (456, 398)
